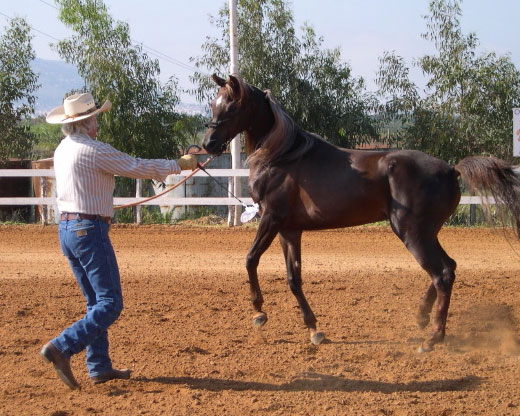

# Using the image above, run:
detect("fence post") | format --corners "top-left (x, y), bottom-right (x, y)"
top-left (136, 179), bottom-right (142, 224)
top-left (469, 191), bottom-right (476, 225)
top-left (52, 182), bottom-right (59, 224)
top-left (227, 177), bottom-right (233, 226)
top-left (40, 177), bottom-right (47, 225)
top-left (469, 204), bottom-right (476, 225)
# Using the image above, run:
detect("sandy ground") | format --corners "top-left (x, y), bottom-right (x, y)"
top-left (1, 224), bottom-right (520, 415)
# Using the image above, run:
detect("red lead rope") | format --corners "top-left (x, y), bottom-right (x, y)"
top-left (113, 156), bottom-right (215, 210)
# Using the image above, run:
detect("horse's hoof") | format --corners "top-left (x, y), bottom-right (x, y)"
top-left (253, 313), bottom-right (267, 328)
top-left (417, 344), bottom-right (433, 354)
top-left (310, 331), bottom-right (325, 346)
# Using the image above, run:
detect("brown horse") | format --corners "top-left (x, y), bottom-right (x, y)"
top-left (203, 74), bottom-right (520, 352)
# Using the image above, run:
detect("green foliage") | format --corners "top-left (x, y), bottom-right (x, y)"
top-left (446, 204), bottom-right (485, 226)
top-left (140, 206), bottom-right (173, 224)
top-left (54, 0), bottom-right (187, 159)
top-left (0, 208), bottom-right (31, 223)
top-left (190, 0), bottom-right (377, 148)
top-left (376, 0), bottom-right (520, 164)
top-left (113, 207), bottom-right (134, 224)
top-left (444, 204), bottom-right (512, 231)
top-left (24, 116), bottom-right (62, 159)
top-left (172, 114), bottom-right (207, 148)
top-left (174, 206), bottom-right (218, 222)
top-left (114, 176), bottom-right (135, 198)
top-left (112, 205), bottom-right (221, 225)
top-left (0, 17), bottom-right (39, 163)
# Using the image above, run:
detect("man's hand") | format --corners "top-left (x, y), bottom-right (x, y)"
top-left (177, 154), bottom-right (198, 170)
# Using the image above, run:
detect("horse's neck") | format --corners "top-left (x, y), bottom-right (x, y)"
top-left (244, 133), bottom-right (256, 156)
top-left (244, 93), bottom-right (274, 155)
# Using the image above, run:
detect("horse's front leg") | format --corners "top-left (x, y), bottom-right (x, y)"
top-left (245, 213), bottom-right (281, 328)
top-left (279, 229), bottom-right (325, 345)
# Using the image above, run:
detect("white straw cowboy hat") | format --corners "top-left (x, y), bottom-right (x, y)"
top-left (46, 92), bottom-right (111, 124)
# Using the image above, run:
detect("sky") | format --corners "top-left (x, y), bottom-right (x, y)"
top-left (2, 0), bottom-right (520, 104)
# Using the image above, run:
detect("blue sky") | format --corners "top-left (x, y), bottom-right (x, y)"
top-left (2, 0), bottom-right (520, 103)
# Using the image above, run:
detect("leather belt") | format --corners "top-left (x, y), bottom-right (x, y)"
top-left (60, 212), bottom-right (111, 224)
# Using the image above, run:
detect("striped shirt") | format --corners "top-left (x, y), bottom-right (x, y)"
top-left (54, 133), bottom-right (181, 217)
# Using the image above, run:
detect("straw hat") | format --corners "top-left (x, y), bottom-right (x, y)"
top-left (46, 92), bottom-right (111, 124)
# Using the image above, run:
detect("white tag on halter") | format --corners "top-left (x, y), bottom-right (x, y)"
top-left (240, 203), bottom-right (259, 223)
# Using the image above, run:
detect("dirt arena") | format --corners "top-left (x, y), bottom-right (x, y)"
top-left (1, 224), bottom-right (520, 415)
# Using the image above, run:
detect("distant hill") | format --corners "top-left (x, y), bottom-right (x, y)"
top-left (32, 58), bottom-right (84, 115)
top-left (176, 102), bottom-right (208, 116)
top-left (31, 58), bottom-right (205, 116)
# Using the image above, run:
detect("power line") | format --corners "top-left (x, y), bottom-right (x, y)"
top-left (37, 0), bottom-right (56, 9)
top-left (0, 11), bottom-right (61, 42)
top-left (34, 0), bottom-right (200, 73)
top-left (135, 42), bottom-right (199, 73)
top-left (1, 8), bottom-right (205, 87)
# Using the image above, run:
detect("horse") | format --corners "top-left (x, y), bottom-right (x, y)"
top-left (202, 74), bottom-right (520, 352)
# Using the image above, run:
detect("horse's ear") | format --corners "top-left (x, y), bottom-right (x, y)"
top-left (212, 74), bottom-right (226, 87)
top-left (228, 74), bottom-right (242, 97)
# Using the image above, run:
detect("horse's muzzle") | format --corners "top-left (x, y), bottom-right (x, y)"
top-left (202, 133), bottom-right (230, 155)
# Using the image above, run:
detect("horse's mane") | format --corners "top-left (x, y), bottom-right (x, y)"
top-left (246, 89), bottom-right (315, 167)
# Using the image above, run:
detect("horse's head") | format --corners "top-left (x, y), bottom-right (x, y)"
top-left (203, 74), bottom-right (251, 155)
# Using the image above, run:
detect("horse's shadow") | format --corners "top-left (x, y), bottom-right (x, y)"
top-left (135, 372), bottom-right (482, 394)
top-left (323, 339), bottom-right (403, 346)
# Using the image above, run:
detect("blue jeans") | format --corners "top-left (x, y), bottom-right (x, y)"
top-left (52, 218), bottom-right (123, 377)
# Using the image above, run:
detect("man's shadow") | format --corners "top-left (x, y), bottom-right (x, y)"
top-left (134, 372), bottom-right (482, 394)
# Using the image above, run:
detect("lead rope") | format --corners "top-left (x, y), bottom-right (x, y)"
top-left (196, 161), bottom-right (246, 207)
top-left (113, 156), bottom-right (215, 210)
top-left (196, 162), bottom-right (260, 223)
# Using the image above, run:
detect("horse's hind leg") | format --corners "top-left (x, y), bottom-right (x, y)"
top-left (279, 229), bottom-right (325, 345)
top-left (417, 283), bottom-right (437, 329)
top-left (403, 235), bottom-right (457, 352)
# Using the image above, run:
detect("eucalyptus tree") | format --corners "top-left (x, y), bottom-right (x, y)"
top-left (190, 0), bottom-right (377, 148)
top-left (0, 17), bottom-right (39, 163)
top-left (54, 0), bottom-right (190, 159)
top-left (377, 0), bottom-right (520, 163)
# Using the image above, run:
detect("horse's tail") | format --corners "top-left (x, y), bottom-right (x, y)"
top-left (455, 156), bottom-right (520, 237)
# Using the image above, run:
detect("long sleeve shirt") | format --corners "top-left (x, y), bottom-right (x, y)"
top-left (53, 133), bottom-right (181, 217)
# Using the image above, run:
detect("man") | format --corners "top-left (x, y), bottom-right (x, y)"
top-left (41, 92), bottom-right (197, 389)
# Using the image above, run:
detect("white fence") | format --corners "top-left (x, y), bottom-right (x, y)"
top-left (0, 169), bottom-right (254, 224)
top-left (0, 168), bottom-right (493, 223)
top-left (0, 168), bottom-right (253, 205)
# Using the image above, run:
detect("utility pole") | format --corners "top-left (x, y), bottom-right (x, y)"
top-left (228, 0), bottom-right (242, 226)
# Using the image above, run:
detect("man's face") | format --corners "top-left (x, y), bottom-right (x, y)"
top-left (86, 116), bottom-right (98, 139)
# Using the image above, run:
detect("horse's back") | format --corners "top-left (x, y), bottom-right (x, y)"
top-left (269, 141), bottom-right (392, 228)
top-left (294, 146), bottom-right (460, 230)
top-left (382, 149), bottom-right (453, 176)
top-left (250, 137), bottom-right (460, 231)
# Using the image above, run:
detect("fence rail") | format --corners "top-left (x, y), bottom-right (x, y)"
top-left (0, 168), bottom-right (494, 208)
top-left (0, 169), bottom-right (253, 206)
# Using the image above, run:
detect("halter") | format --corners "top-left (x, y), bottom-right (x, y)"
top-left (204, 118), bottom-right (231, 129)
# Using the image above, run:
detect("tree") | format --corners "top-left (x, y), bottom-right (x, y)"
top-left (190, 0), bottom-right (377, 148)
top-left (0, 17), bottom-right (39, 163)
top-left (24, 116), bottom-right (62, 159)
top-left (172, 114), bottom-right (207, 148)
top-left (54, 0), bottom-right (189, 159)
top-left (377, 0), bottom-right (520, 163)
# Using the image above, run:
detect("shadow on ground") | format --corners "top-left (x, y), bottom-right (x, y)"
top-left (136, 372), bottom-right (482, 394)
